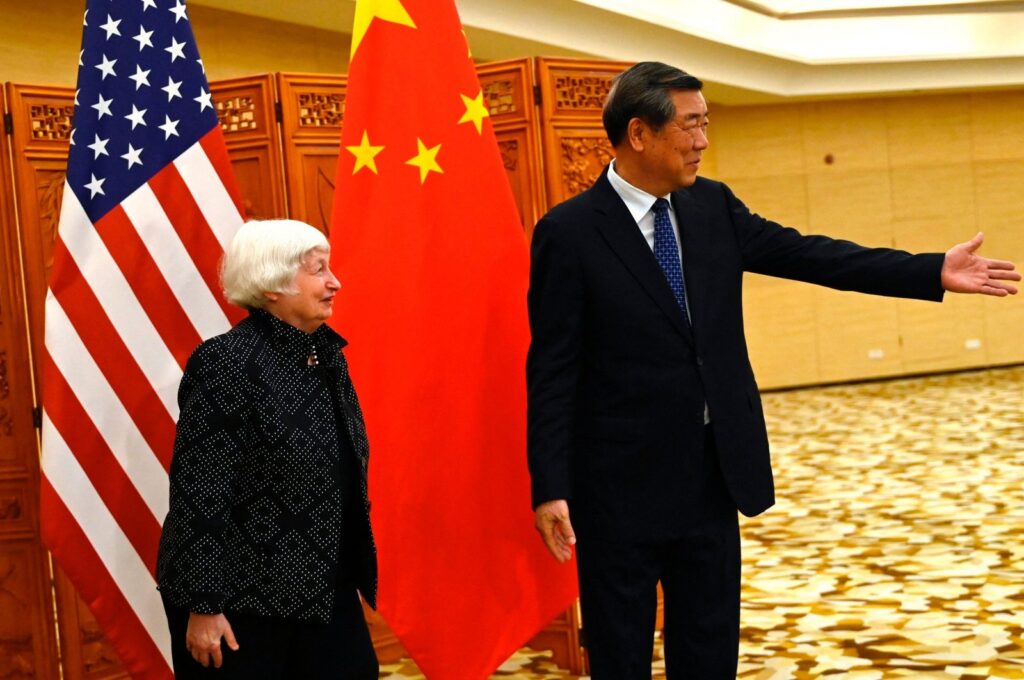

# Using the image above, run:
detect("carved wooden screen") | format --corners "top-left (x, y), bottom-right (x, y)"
top-left (475, 58), bottom-right (546, 233)
top-left (210, 74), bottom-right (287, 221)
top-left (276, 73), bottom-right (347, 234)
top-left (2, 76), bottom-right (292, 679)
top-left (1, 83), bottom-right (120, 680)
top-left (0, 84), bottom-right (62, 680)
top-left (535, 58), bottom-right (631, 208)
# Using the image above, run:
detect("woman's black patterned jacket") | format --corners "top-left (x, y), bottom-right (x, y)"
top-left (156, 310), bottom-right (377, 623)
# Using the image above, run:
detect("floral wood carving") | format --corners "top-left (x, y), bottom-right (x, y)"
top-left (38, 172), bottom-right (66, 278)
top-left (560, 136), bottom-right (613, 197)
top-left (0, 350), bottom-right (10, 437)
top-left (0, 554), bottom-right (33, 679)
top-left (0, 638), bottom-right (34, 678)
top-left (78, 602), bottom-right (123, 673)
top-left (29, 102), bottom-right (75, 142)
top-left (552, 74), bottom-right (613, 113)
top-left (498, 140), bottom-right (519, 172)
top-left (0, 495), bottom-right (21, 521)
top-left (482, 79), bottom-right (516, 116)
top-left (297, 92), bottom-right (345, 128)
top-left (215, 95), bottom-right (258, 133)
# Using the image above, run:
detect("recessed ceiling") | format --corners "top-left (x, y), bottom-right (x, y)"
top-left (728, 0), bottom-right (1023, 18)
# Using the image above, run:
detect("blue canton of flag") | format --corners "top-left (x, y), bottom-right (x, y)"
top-left (70, 0), bottom-right (217, 222)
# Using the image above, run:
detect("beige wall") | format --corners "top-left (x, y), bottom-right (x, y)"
top-left (701, 91), bottom-right (1024, 389)
top-left (3, 1), bottom-right (1020, 388)
top-left (0, 0), bottom-right (350, 86)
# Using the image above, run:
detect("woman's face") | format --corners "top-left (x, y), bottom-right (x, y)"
top-left (263, 248), bottom-right (340, 333)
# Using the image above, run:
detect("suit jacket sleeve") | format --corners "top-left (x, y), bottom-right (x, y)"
top-left (526, 215), bottom-right (585, 509)
top-left (721, 182), bottom-right (946, 301)
top-left (158, 340), bottom-right (251, 614)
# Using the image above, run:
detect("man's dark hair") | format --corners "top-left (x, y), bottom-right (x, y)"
top-left (602, 62), bottom-right (703, 147)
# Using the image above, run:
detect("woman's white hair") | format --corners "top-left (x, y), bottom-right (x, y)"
top-left (221, 219), bottom-right (329, 310)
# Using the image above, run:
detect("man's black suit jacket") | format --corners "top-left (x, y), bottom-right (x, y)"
top-left (527, 170), bottom-right (944, 541)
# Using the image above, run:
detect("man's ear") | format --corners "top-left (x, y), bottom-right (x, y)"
top-left (627, 117), bottom-right (646, 152)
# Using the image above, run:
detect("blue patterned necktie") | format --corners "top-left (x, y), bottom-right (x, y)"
top-left (652, 198), bottom-right (690, 324)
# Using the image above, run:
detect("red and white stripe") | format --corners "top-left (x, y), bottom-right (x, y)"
top-left (40, 127), bottom-right (244, 679)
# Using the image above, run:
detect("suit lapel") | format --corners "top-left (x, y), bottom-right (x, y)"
top-left (589, 172), bottom-right (694, 344)
top-left (673, 186), bottom-right (710, 338)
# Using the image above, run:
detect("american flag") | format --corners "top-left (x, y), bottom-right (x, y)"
top-left (40, 1), bottom-right (243, 676)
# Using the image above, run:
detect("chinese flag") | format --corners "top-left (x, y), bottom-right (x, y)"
top-left (328, 1), bottom-right (578, 678)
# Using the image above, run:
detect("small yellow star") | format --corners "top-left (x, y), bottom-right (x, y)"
top-left (458, 91), bottom-right (490, 135)
top-left (346, 130), bottom-right (385, 175)
top-left (351, 0), bottom-right (416, 59)
top-left (405, 138), bottom-right (443, 183)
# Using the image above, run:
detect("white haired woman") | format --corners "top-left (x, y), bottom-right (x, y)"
top-left (156, 219), bottom-right (378, 678)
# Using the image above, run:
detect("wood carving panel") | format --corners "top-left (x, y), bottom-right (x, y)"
top-left (16, 162), bottom-right (68, 377)
top-left (0, 483), bottom-right (32, 537)
top-left (537, 59), bottom-right (630, 216)
top-left (0, 351), bottom-right (10, 440)
top-left (53, 568), bottom-right (127, 680)
top-left (482, 78), bottom-right (517, 116)
top-left (558, 132), bottom-right (614, 200)
top-left (29, 101), bottom-right (75, 142)
top-left (495, 131), bottom-right (527, 228)
top-left (5, 85), bottom-right (74, 390)
top-left (228, 152), bottom-right (281, 221)
top-left (551, 72), bottom-right (613, 115)
top-left (298, 153), bottom-right (340, 236)
top-left (215, 93), bottom-right (259, 134)
top-left (296, 92), bottom-right (345, 128)
top-left (277, 74), bottom-right (348, 231)
top-left (0, 543), bottom-right (60, 678)
top-left (477, 59), bottom-right (546, 228)
top-left (7, 82), bottom-right (120, 680)
top-left (212, 74), bottom-right (287, 222)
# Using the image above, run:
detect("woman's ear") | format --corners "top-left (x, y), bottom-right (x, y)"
top-left (262, 291), bottom-right (279, 303)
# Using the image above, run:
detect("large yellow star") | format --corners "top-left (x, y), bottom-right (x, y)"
top-left (351, 0), bottom-right (417, 59)
top-left (406, 138), bottom-right (443, 183)
top-left (345, 130), bottom-right (385, 175)
top-left (458, 91), bottom-right (489, 135)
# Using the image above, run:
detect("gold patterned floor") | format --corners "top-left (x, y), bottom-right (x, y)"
top-left (380, 366), bottom-right (1024, 679)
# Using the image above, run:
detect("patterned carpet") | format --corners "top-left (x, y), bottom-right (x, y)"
top-left (380, 366), bottom-right (1024, 679)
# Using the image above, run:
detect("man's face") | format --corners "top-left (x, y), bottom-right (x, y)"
top-left (640, 89), bottom-right (709, 193)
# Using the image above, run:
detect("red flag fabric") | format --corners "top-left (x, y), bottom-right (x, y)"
top-left (40, 1), bottom-right (244, 677)
top-left (329, 1), bottom-right (578, 677)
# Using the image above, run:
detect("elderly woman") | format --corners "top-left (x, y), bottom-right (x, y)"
top-left (156, 219), bottom-right (378, 678)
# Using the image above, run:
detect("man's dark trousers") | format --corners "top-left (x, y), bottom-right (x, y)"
top-left (574, 427), bottom-right (740, 679)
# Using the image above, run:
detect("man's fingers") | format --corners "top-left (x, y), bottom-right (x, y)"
top-left (557, 516), bottom-right (577, 547)
top-left (985, 259), bottom-right (1018, 271)
top-left (539, 517), bottom-right (572, 562)
top-left (988, 267), bottom-right (1021, 280)
top-left (966, 232), bottom-right (984, 253)
top-left (982, 283), bottom-right (1016, 296)
top-left (539, 524), bottom-right (565, 560)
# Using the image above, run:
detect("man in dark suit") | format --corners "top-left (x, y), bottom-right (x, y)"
top-left (526, 62), bottom-right (1019, 679)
